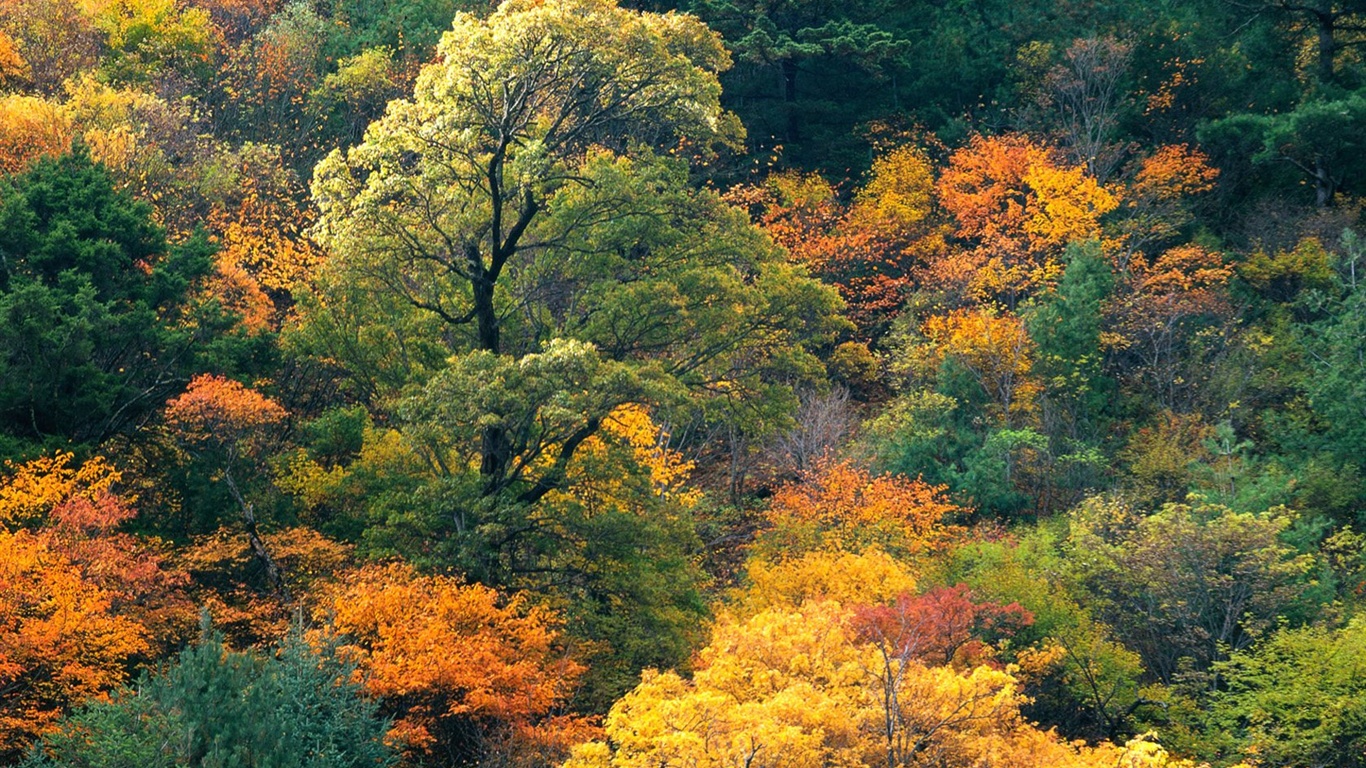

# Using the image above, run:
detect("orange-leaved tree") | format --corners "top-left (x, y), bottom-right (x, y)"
top-left (0, 453), bottom-right (190, 760)
top-left (933, 134), bottom-right (1118, 306)
top-left (311, 563), bottom-right (593, 767)
top-left (757, 460), bottom-right (961, 560)
top-left (733, 147), bottom-right (946, 341)
top-left (165, 374), bottom-right (291, 598)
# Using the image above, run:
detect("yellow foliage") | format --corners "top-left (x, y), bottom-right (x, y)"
top-left (852, 146), bottom-right (937, 236)
top-left (737, 548), bottom-right (917, 618)
top-left (565, 592), bottom-right (1168, 768)
top-left (0, 452), bottom-right (121, 528)
top-left (600, 404), bottom-right (697, 504)
top-left (76, 0), bottom-right (211, 54)
top-left (0, 94), bottom-right (72, 175)
top-left (1022, 162), bottom-right (1118, 253)
top-left (919, 308), bottom-right (1041, 425)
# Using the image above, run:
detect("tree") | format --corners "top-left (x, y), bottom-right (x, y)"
top-left (565, 588), bottom-right (1185, 768)
top-left (0, 148), bottom-right (220, 453)
top-left (22, 621), bottom-right (397, 768)
top-left (915, 308), bottom-right (1042, 429)
top-left (1105, 244), bottom-right (1233, 412)
top-left (300, 0), bottom-right (842, 589)
top-left (852, 585), bottom-right (1034, 669)
top-left (756, 460), bottom-right (961, 560)
top-left (932, 134), bottom-right (1118, 307)
top-left (165, 374), bottom-right (291, 599)
top-left (1210, 619), bottom-right (1366, 768)
top-left (1201, 92), bottom-right (1366, 207)
top-left (1065, 495), bottom-right (1315, 684)
top-left (0, 453), bottom-right (190, 761)
top-left (310, 563), bottom-right (591, 766)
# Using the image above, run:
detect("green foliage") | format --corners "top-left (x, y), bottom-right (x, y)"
top-left (23, 621), bottom-right (396, 768)
top-left (1025, 241), bottom-right (1115, 438)
top-left (950, 524), bottom-right (1147, 740)
top-left (0, 148), bottom-right (220, 452)
top-left (1207, 620), bottom-right (1366, 768)
top-left (1065, 495), bottom-right (1317, 684)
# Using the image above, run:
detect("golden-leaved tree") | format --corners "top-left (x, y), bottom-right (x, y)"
top-left (563, 551), bottom-right (1207, 768)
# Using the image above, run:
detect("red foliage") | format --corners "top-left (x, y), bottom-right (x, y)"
top-left (852, 584), bottom-right (1034, 668)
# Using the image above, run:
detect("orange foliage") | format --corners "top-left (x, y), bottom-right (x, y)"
top-left (0, 455), bottom-right (190, 759)
top-left (312, 563), bottom-right (592, 763)
top-left (1117, 144), bottom-right (1219, 255)
top-left (179, 526), bottom-right (351, 647)
top-left (164, 373), bottom-right (287, 452)
top-left (201, 147), bottom-right (323, 325)
top-left (732, 148), bottom-right (946, 339)
top-left (918, 308), bottom-right (1041, 425)
top-left (0, 31), bottom-right (29, 84)
top-left (934, 134), bottom-right (1117, 304)
top-left (762, 460), bottom-right (961, 557)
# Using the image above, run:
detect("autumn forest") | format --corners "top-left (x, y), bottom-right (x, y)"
top-left (1, 0), bottom-right (1365, 764)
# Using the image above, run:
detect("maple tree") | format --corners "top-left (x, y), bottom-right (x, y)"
top-left (757, 460), bottom-right (961, 559)
top-left (165, 374), bottom-right (291, 598)
top-left (311, 563), bottom-right (592, 766)
top-left (932, 134), bottom-right (1118, 306)
top-left (0, 453), bottom-right (189, 760)
top-left (737, 146), bottom-right (947, 341)
top-left (852, 584), bottom-right (1034, 669)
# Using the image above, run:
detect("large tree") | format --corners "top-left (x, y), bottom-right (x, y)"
top-left (301, 0), bottom-right (842, 507)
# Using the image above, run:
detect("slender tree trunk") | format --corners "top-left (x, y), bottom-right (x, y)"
top-left (223, 469), bottom-right (290, 602)
top-left (782, 58), bottom-right (800, 142)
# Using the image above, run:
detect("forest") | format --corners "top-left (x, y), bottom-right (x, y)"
top-left (1, 0), bottom-right (1366, 764)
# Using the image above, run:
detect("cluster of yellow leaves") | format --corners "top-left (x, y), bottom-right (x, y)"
top-left (918, 308), bottom-right (1042, 426)
top-left (737, 548), bottom-right (919, 618)
top-left (599, 404), bottom-right (698, 504)
top-left (205, 145), bottom-right (324, 294)
top-left (564, 589), bottom-right (1198, 768)
top-left (850, 146), bottom-right (939, 237)
top-left (312, 563), bottom-right (592, 762)
top-left (0, 95), bottom-right (72, 175)
top-left (0, 452), bottom-right (120, 527)
top-left (758, 460), bottom-right (961, 559)
top-left (76, 0), bottom-right (211, 56)
top-left (178, 526), bottom-right (351, 646)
